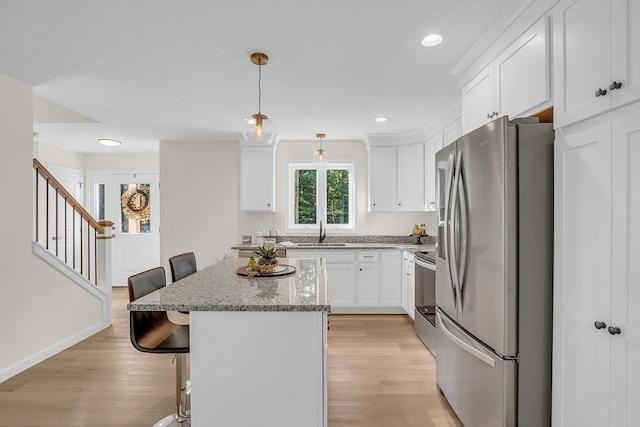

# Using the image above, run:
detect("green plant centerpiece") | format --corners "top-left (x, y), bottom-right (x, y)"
top-left (254, 246), bottom-right (279, 273)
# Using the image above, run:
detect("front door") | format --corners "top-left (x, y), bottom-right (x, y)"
top-left (108, 173), bottom-right (160, 287)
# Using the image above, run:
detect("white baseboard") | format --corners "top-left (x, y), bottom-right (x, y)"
top-left (0, 243), bottom-right (112, 383)
top-left (0, 321), bottom-right (107, 383)
top-left (330, 306), bottom-right (407, 314)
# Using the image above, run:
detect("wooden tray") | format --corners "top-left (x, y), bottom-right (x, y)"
top-left (236, 264), bottom-right (297, 277)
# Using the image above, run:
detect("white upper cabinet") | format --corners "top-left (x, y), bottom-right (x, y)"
top-left (495, 16), bottom-right (550, 120)
top-left (397, 143), bottom-right (425, 211)
top-left (369, 143), bottom-right (425, 212)
top-left (462, 16), bottom-right (551, 134)
top-left (442, 118), bottom-right (462, 147)
top-left (368, 146), bottom-right (398, 212)
top-left (240, 146), bottom-right (275, 212)
top-left (461, 62), bottom-right (497, 134)
top-left (424, 133), bottom-right (443, 212)
top-left (553, 0), bottom-right (640, 127)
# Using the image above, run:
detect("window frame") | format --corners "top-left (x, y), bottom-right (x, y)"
top-left (287, 162), bottom-right (355, 233)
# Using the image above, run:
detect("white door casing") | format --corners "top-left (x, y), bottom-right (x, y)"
top-left (108, 173), bottom-right (160, 287)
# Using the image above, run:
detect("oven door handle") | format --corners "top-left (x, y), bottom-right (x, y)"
top-left (414, 257), bottom-right (435, 271)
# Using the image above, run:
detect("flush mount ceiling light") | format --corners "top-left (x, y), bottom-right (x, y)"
top-left (374, 117), bottom-right (388, 123)
top-left (421, 33), bottom-right (443, 47)
top-left (313, 133), bottom-right (328, 164)
top-left (242, 52), bottom-right (276, 144)
top-left (97, 137), bottom-right (122, 146)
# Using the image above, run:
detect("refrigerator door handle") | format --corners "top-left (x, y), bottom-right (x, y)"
top-left (457, 151), bottom-right (469, 310)
top-left (450, 151), bottom-right (463, 304)
top-left (437, 310), bottom-right (496, 368)
top-left (444, 154), bottom-right (457, 307)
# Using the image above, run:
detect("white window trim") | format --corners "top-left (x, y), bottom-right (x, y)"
top-left (287, 162), bottom-right (355, 234)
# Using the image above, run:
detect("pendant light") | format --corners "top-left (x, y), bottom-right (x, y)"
top-left (313, 133), bottom-right (328, 164)
top-left (242, 52), bottom-right (276, 144)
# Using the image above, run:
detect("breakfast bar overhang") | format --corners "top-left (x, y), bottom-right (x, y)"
top-left (127, 257), bottom-right (330, 427)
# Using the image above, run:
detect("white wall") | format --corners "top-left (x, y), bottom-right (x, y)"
top-left (159, 140), bottom-right (240, 273)
top-left (0, 74), bottom-right (103, 382)
top-left (237, 139), bottom-right (436, 238)
top-left (84, 153), bottom-right (159, 171)
top-left (34, 142), bottom-right (85, 170)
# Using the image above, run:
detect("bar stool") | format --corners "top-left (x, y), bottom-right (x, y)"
top-left (128, 267), bottom-right (190, 427)
top-left (169, 252), bottom-right (197, 282)
top-left (169, 252), bottom-right (197, 321)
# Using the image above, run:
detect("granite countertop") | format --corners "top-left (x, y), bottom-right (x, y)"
top-left (231, 236), bottom-right (435, 253)
top-left (127, 257), bottom-right (329, 312)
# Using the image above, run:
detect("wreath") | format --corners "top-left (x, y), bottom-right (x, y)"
top-left (121, 187), bottom-right (150, 221)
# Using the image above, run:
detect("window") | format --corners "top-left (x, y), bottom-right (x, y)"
top-left (94, 183), bottom-right (106, 220)
top-left (288, 163), bottom-right (355, 231)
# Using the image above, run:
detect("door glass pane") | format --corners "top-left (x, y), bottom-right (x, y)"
top-left (326, 169), bottom-right (349, 224)
top-left (294, 170), bottom-right (317, 224)
top-left (120, 183), bottom-right (151, 234)
top-left (95, 183), bottom-right (105, 220)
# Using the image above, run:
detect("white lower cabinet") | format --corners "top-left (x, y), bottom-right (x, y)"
top-left (190, 311), bottom-right (327, 426)
top-left (552, 107), bottom-right (640, 427)
top-left (287, 249), bottom-right (403, 313)
top-left (380, 250), bottom-right (402, 307)
top-left (357, 252), bottom-right (379, 307)
top-left (401, 250), bottom-right (415, 319)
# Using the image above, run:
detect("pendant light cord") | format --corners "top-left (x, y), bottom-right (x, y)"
top-left (257, 61), bottom-right (262, 115)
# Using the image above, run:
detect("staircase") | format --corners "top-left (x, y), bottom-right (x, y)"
top-left (32, 158), bottom-right (113, 337)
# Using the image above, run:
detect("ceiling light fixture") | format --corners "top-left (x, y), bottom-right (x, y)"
top-left (374, 117), bottom-right (388, 123)
top-left (313, 133), bottom-right (328, 164)
top-left (97, 137), bottom-right (122, 146)
top-left (421, 34), bottom-right (443, 47)
top-left (242, 52), bottom-right (276, 144)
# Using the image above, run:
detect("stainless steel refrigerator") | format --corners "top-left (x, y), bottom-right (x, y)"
top-left (435, 116), bottom-right (554, 427)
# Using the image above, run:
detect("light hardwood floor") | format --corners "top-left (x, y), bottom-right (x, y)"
top-left (0, 288), bottom-right (462, 427)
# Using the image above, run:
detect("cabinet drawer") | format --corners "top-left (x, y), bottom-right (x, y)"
top-left (289, 249), bottom-right (355, 263)
top-left (358, 251), bottom-right (379, 263)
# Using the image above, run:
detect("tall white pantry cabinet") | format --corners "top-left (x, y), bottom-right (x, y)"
top-left (552, 1), bottom-right (640, 426)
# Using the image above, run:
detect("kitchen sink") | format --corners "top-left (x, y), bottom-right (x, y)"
top-left (295, 242), bottom-right (347, 246)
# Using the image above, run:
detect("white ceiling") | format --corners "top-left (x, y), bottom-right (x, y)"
top-left (1, 0), bottom-right (519, 153)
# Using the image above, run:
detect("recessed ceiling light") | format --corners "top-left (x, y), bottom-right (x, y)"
top-left (97, 137), bottom-right (122, 146)
top-left (374, 117), bottom-right (388, 123)
top-left (421, 34), bottom-right (443, 47)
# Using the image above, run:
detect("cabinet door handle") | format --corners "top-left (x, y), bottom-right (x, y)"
top-left (487, 113), bottom-right (492, 119)
top-left (608, 326), bottom-right (621, 335)
top-left (595, 88), bottom-right (607, 97)
top-left (609, 81), bottom-right (622, 90)
top-left (594, 320), bottom-right (607, 330)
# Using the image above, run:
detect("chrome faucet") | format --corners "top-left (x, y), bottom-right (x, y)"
top-left (319, 220), bottom-right (327, 243)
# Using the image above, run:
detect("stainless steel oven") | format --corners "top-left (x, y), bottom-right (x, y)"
top-left (414, 251), bottom-right (436, 356)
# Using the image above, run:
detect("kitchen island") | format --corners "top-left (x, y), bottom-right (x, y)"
top-left (127, 257), bottom-right (330, 427)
